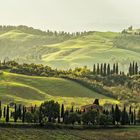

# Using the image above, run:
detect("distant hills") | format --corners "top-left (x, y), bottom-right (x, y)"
top-left (0, 25), bottom-right (140, 71)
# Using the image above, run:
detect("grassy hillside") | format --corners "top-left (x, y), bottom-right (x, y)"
top-left (0, 72), bottom-right (118, 107)
top-left (0, 26), bottom-right (140, 71)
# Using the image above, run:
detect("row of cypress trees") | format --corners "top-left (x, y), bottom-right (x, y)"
top-left (93, 63), bottom-right (119, 76)
top-left (129, 62), bottom-right (139, 76)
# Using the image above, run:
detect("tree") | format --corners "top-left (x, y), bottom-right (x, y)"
top-left (134, 109), bottom-right (136, 125)
top-left (99, 114), bottom-right (113, 126)
top-left (107, 64), bottom-right (110, 75)
top-left (135, 62), bottom-right (138, 75)
top-left (94, 99), bottom-right (99, 105)
top-left (103, 63), bottom-right (107, 76)
top-left (22, 106), bottom-right (26, 123)
top-left (97, 63), bottom-right (100, 75)
top-left (40, 100), bottom-right (60, 123)
top-left (111, 105), bottom-right (115, 125)
top-left (93, 64), bottom-right (96, 75)
top-left (25, 112), bottom-right (33, 123)
top-left (3, 106), bottom-right (6, 118)
top-left (115, 104), bottom-right (121, 124)
top-left (65, 112), bottom-right (81, 125)
top-left (137, 109), bottom-right (140, 123)
top-left (0, 101), bottom-right (2, 119)
top-left (116, 63), bottom-right (119, 75)
top-left (100, 63), bottom-right (103, 76)
top-left (121, 106), bottom-right (128, 125)
top-left (82, 110), bottom-right (98, 125)
top-left (61, 104), bottom-right (64, 122)
top-left (17, 104), bottom-right (22, 119)
top-left (14, 104), bottom-right (17, 122)
top-left (6, 105), bottom-right (9, 122)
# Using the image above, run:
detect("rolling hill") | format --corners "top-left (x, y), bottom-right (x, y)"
top-left (0, 72), bottom-right (118, 107)
top-left (0, 25), bottom-right (140, 72)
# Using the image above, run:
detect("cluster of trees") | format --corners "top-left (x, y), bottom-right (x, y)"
top-left (129, 62), bottom-right (139, 76)
top-left (93, 63), bottom-right (119, 76)
top-left (0, 25), bottom-right (92, 39)
top-left (1, 100), bottom-right (140, 126)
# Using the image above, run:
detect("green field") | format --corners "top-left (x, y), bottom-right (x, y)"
top-left (0, 72), bottom-right (119, 107)
top-left (0, 127), bottom-right (139, 140)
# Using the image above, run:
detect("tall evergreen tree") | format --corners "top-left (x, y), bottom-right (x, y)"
top-left (135, 62), bottom-right (138, 75)
top-left (132, 61), bottom-right (135, 75)
top-left (93, 64), bottom-right (96, 75)
top-left (100, 63), bottom-right (103, 76)
top-left (111, 105), bottom-right (115, 125)
top-left (97, 63), bottom-right (100, 75)
top-left (61, 104), bottom-right (64, 121)
top-left (22, 106), bottom-right (25, 123)
top-left (3, 106), bottom-right (6, 118)
top-left (113, 63), bottom-right (116, 74)
top-left (115, 104), bottom-right (121, 124)
top-left (6, 105), bottom-right (9, 122)
top-left (116, 63), bottom-right (119, 75)
top-left (107, 64), bottom-right (110, 75)
top-left (121, 106), bottom-right (127, 125)
top-left (14, 103), bottom-right (17, 122)
top-left (103, 63), bottom-right (107, 76)
top-left (129, 63), bottom-right (132, 76)
top-left (0, 101), bottom-right (2, 119)
top-left (134, 109), bottom-right (136, 125)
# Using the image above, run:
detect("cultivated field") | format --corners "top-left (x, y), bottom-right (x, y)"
top-left (0, 127), bottom-right (139, 140)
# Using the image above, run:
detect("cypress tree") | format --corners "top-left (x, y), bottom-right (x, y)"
top-left (14, 103), bottom-right (17, 122)
top-left (61, 104), bottom-right (64, 122)
top-left (18, 104), bottom-right (22, 120)
top-left (70, 106), bottom-right (74, 112)
top-left (135, 62), bottom-right (138, 75)
top-left (111, 105), bottom-right (115, 125)
top-left (97, 63), bottom-right (100, 75)
top-left (116, 63), bottom-right (119, 75)
top-left (22, 106), bottom-right (25, 123)
top-left (129, 106), bottom-right (132, 124)
top-left (6, 105), bottom-right (9, 122)
top-left (129, 63), bottom-right (132, 76)
top-left (121, 106), bottom-right (127, 125)
top-left (115, 104), bottom-right (121, 124)
top-left (0, 101), bottom-right (2, 119)
top-left (93, 64), bottom-right (96, 75)
top-left (132, 61), bottom-right (135, 75)
top-left (100, 63), bottom-right (103, 76)
top-left (134, 109), bottom-right (136, 125)
top-left (107, 64), bottom-right (110, 75)
top-left (103, 63), bottom-right (107, 76)
top-left (113, 63), bottom-right (116, 74)
top-left (3, 106), bottom-right (6, 118)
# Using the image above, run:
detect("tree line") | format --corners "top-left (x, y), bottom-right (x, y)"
top-left (0, 60), bottom-right (139, 77)
top-left (0, 100), bottom-right (140, 126)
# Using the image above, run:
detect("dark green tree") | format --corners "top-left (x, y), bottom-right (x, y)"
top-left (40, 100), bottom-right (60, 122)
top-left (115, 104), bottom-right (121, 124)
top-left (6, 105), bottom-right (9, 122)
top-left (107, 64), bottom-right (110, 75)
top-left (93, 64), bottom-right (96, 75)
top-left (0, 101), bottom-right (2, 119)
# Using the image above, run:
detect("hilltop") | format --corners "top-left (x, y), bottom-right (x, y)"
top-left (0, 25), bottom-right (140, 71)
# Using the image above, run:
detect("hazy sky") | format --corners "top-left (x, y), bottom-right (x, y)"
top-left (0, 0), bottom-right (140, 32)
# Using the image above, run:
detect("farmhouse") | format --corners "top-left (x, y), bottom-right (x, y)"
top-left (81, 99), bottom-right (103, 112)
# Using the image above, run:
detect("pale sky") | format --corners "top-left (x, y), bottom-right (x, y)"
top-left (0, 0), bottom-right (140, 32)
